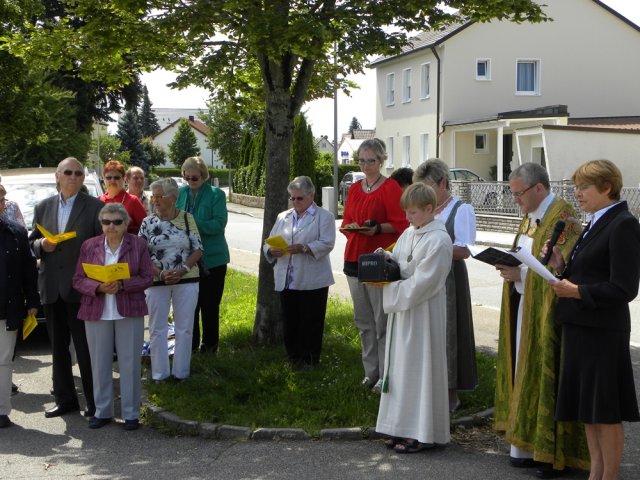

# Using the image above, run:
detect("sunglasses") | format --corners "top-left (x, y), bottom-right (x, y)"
top-left (183, 175), bottom-right (200, 182)
top-left (105, 175), bottom-right (122, 181)
top-left (150, 194), bottom-right (169, 202)
top-left (101, 219), bottom-right (124, 226)
top-left (289, 196), bottom-right (306, 201)
top-left (358, 158), bottom-right (377, 165)
top-left (62, 170), bottom-right (84, 177)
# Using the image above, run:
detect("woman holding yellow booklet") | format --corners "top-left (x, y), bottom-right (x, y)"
top-left (72, 203), bottom-right (153, 430)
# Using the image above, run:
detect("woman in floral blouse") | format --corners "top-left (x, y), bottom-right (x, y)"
top-left (139, 178), bottom-right (203, 382)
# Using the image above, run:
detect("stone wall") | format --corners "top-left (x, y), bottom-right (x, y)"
top-left (230, 192), bottom-right (265, 209)
top-left (475, 214), bottom-right (520, 234)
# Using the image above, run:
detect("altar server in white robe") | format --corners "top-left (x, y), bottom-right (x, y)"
top-left (375, 182), bottom-right (453, 453)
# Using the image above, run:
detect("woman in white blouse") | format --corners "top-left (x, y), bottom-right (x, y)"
top-left (263, 176), bottom-right (335, 368)
top-left (414, 159), bottom-right (478, 412)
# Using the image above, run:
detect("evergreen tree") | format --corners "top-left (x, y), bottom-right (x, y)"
top-left (168, 118), bottom-right (200, 168)
top-left (116, 108), bottom-right (148, 171)
top-left (290, 114), bottom-right (316, 181)
top-left (138, 85), bottom-right (161, 137)
top-left (239, 129), bottom-right (253, 167)
top-left (348, 116), bottom-right (362, 134)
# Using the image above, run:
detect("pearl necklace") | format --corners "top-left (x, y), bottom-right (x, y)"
top-left (365, 175), bottom-right (383, 192)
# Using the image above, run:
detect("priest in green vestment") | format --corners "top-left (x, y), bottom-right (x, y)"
top-left (493, 163), bottom-right (590, 476)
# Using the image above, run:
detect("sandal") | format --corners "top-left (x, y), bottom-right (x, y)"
top-left (394, 439), bottom-right (434, 454)
top-left (384, 437), bottom-right (402, 449)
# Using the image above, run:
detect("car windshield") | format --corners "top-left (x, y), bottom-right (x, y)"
top-left (4, 181), bottom-right (101, 229)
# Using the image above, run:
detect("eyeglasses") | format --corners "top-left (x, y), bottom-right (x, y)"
top-left (101, 219), bottom-right (124, 226)
top-left (511, 184), bottom-right (537, 198)
top-left (183, 175), bottom-right (201, 182)
top-left (105, 175), bottom-right (122, 181)
top-left (574, 184), bottom-right (593, 192)
top-left (358, 158), bottom-right (378, 165)
top-left (61, 170), bottom-right (84, 177)
top-left (150, 194), bottom-right (170, 202)
top-left (289, 196), bottom-right (306, 201)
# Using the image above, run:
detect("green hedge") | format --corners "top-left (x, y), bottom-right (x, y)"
top-left (153, 167), bottom-right (234, 187)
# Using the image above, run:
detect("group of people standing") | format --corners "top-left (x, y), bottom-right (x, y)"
top-left (0, 155), bottom-right (229, 431)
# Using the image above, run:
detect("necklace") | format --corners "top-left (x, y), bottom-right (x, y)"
top-left (407, 229), bottom-right (428, 262)
top-left (365, 175), bottom-right (383, 193)
top-left (434, 195), bottom-right (453, 215)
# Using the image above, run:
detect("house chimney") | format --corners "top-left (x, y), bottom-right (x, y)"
top-left (188, 115), bottom-right (195, 121)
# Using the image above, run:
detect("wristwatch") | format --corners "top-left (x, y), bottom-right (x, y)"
top-left (301, 245), bottom-right (309, 254)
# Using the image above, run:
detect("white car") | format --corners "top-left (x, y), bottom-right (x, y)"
top-left (0, 167), bottom-right (104, 230)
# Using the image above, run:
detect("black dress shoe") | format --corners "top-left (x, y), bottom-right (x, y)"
top-left (44, 404), bottom-right (80, 418)
top-left (11, 383), bottom-right (18, 394)
top-left (0, 415), bottom-right (11, 428)
top-left (84, 407), bottom-right (96, 417)
top-left (536, 464), bottom-right (565, 478)
top-left (88, 417), bottom-right (112, 429)
top-left (509, 457), bottom-right (542, 468)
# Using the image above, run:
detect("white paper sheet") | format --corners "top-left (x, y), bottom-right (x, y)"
top-left (510, 247), bottom-right (558, 283)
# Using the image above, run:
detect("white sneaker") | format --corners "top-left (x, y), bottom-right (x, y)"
top-left (361, 377), bottom-right (375, 388)
top-left (372, 379), bottom-right (383, 394)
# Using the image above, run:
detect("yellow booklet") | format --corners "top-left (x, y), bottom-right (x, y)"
top-left (264, 235), bottom-right (289, 251)
top-left (82, 263), bottom-right (131, 283)
top-left (36, 223), bottom-right (77, 244)
top-left (23, 313), bottom-right (37, 340)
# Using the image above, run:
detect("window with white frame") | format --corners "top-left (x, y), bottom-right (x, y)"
top-left (420, 133), bottom-right (429, 162)
top-left (474, 133), bottom-right (488, 154)
top-left (386, 73), bottom-right (395, 106)
top-left (402, 68), bottom-right (412, 103)
top-left (516, 59), bottom-right (540, 95)
top-left (402, 136), bottom-right (410, 167)
top-left (386, 137), bottom-right (394, 168)
top-left (476, 59), bottom-right (491, 80)
top-left (420, 63), bottom-right (430, 99)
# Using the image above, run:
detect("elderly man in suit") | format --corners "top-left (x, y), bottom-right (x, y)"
top-left (30, 157), bottom-right (104, 418)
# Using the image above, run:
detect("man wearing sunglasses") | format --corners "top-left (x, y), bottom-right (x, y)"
top-left (29, 157), bottom-right (104, 419)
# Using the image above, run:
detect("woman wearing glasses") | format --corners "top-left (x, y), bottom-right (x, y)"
top-left (263, 176), bottom-right (335, 368)
top-left (413, 158), bottom-right (478, 413)
top-left (139, 178), bottom-right (203, 382)
top-left (340, 138), bottom-right (408, 392)
top-left (176, 157), bottom-right (229, 354)
top-left (548, 160), bottom-right (640, 479)
top-left (0, 184), bottom-right (26, 228)
top-left (99, 160), bottom-right (147, 234)
top-left (72, 203), bottom-right (153, 430)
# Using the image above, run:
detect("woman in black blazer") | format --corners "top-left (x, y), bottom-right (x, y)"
top-left (547, 160), bottom-right (640, 480)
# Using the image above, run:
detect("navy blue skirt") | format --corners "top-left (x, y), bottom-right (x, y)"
top-left (556, 323), bottom-right (639, 424)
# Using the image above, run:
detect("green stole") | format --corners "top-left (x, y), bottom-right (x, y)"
top-left (494, 197), bottom-right (590, 470)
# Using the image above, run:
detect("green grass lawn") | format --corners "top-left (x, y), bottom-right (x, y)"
top-left (146, 269), bottom-right (495, 434)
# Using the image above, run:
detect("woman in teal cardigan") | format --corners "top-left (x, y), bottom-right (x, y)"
top-left (176, 156), bottom-right (230, 353)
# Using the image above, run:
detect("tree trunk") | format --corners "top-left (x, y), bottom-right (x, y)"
top-left (252, 88), bottom-right (295, 345)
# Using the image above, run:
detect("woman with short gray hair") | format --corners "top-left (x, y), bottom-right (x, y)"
top-left (414, 158), bottom-right (478, 412)
top-left (263, 176), bottom-right (335, 368)
top-left (139, 178), bottom-right (203, 382)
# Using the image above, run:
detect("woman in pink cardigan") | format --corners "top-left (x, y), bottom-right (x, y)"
top-left (72, 203), bottom-right (153, 430)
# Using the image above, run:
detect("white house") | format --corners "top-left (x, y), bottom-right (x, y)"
top-left (315, 135), bottom-right (334, 154)
top-left (371, 0), bottom-right (640, 185)
top-left (153, 117), bottom-right (224, 169)
top-left (336, 129), bottom-right (376, 164)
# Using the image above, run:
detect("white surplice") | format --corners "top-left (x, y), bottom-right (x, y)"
top-left (376, 219), bottom-right (453, 444)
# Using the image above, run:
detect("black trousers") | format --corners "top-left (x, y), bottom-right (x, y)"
top-left (280, 287), bottom-right (329, 365)
top-left (192, 264), bottom-right (227, 352)
top-left (44, 298), bottom-right (94, 410)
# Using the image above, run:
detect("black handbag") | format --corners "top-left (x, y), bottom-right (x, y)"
top-left (183, 212), bottom-right (210, 279)
top-left (357, 252), bottom-right (401, 282)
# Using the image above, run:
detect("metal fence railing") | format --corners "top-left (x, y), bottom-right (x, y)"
top-left (451, 181), bottom-right (640, 223)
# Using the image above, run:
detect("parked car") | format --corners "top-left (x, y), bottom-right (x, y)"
top-left (172, 176), bottom-right (188, 188)
top-left (0, 167), bottom-right (104, 231)
top-left (449, 168), bottom-right (485, 182)
top-left (339, 171), bottom-right (365, 204)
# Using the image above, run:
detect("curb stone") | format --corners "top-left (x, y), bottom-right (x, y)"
top-left (143, 402), bottom-right (495, 441)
